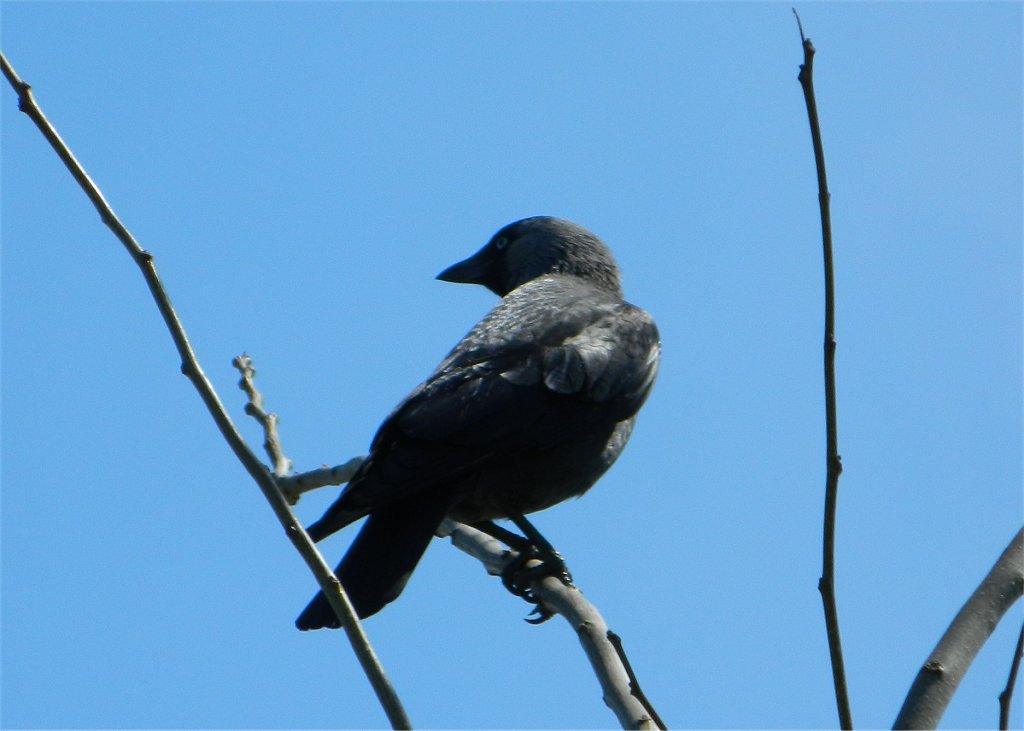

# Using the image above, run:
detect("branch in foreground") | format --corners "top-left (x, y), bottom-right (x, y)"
top-left (0, 51), bottom-right (411, 731)
top-left (793, 13), bottom-right (852, 730)
top-left (894, 528), bottom-right (1024, 729)
top-left (438, 520), bottom-right (665, 730)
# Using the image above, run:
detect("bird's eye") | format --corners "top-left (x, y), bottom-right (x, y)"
top-left (493, 236), bottom-right (508, 251)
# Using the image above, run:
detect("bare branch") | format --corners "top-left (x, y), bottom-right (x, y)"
top-left (894, 528), bottom-right (1024, 729)
top-left (278, 459), bottom-right (365, 501)
top-left (438, 520), bottom-right (664, 730)
top-left (232, 353), bottom-right (365, 503)
top-left (792, 12), bottom-right (853, 729)
top-left (607, 631), bottom-right (668, 730)
top-left (999, 622), bottom-right (1024, 730)
top-left (234, 353), bottom-right (293, 479)
top-left (230, 352), bottom-right (366, 501)
top-left (0, 50), bottom-right (411, 731)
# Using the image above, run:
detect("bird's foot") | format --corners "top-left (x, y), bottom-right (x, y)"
top-left (500, 543), bottom-right (573, 624)
top-left (470, 517), bottom-right (573, 623)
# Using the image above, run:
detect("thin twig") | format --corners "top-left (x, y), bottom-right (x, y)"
top-left (438, 520), bottom-right (663, 730)
top-left (999, 622), bottom-right (1024, 730)
top-left (232, 353), bottom-right (365, 501)
top-left (792, 12), bottom-right (853, 729)
top-left (0, 50), bottom-right (411, 731)
top-left (278, 459), bottom-right (365, 501)
top-left (607, 631), bottom-right (668, 730)
top-left (234, 354), bottom-right (293, 479)
top-left (232, 354), bottom-right (365, 502)
top-left (894, 528), bottom-right (1024, 729)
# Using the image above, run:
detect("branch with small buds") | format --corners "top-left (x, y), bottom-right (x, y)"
top-left (232, 354), bottom-right (364, 504)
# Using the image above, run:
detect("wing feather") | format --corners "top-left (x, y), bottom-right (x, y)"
top-left (315, 278), bottom-right (660, 530)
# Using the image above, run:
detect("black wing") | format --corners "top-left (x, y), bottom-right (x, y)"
top-left (306, 277), bottom-right (659, 540)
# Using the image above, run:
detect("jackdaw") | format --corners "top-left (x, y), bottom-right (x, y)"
top-left (296, 216), bottom-right (660, 629)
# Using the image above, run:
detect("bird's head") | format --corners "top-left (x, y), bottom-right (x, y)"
top-left (437, 216), bottom-right (623, 297)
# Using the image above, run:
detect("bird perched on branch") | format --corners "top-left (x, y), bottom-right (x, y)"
top-left (296, 216), bottom-right (660, 629)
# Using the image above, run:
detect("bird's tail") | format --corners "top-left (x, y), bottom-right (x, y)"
top-left (295, 490), bottom-right (456, 629)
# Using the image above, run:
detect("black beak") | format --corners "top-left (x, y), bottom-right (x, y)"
top-left (437, 246), bottom-right (491, 285)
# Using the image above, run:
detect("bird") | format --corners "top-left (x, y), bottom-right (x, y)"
top-left (296, 216), bottom-right (660, 629)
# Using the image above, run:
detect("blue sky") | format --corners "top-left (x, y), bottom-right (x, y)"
top-left (2, 2), bottom-right (1021, 729)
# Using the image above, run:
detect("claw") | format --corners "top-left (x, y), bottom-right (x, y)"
top-left (524, 604), bottom-right (555, 625)
top-left (481, 515), bottom-right (574, 622)
top-left (500, 546), bottom-right (574, 621)
top-left (500, 551), bottom-right (535, 597)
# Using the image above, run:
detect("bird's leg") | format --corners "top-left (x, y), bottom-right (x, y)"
top-left (509, 514), bottom-right (573, 588)
top-left (472, 516), bottom-right (573, 624)
top-left (470, 520), bottom-right (534, 553)
top-left (470, 521), bottom-right (539, 597)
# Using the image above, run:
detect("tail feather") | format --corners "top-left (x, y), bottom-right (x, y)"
top-left (295, 490), bottom-right (455, 629)
top-left (305, 503), bottom-right (365, 543)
